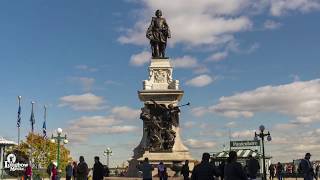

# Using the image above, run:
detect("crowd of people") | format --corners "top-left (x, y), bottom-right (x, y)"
top-left (137, 151), bottom-right (318, 180)
top-left (23, 152), bottom-right (319, 180)
top-left (44, 156), bottom-right (109, 180)
top-left (268, 153), bottom-right (320, 180)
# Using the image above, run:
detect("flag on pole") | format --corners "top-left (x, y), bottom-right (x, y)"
top-left (17, 104), bottom-right (21, 128)
top-left (30, 102), bottom-right (35, 133)
top-left (43, 106), bottom-right (47, 138)
top-left (42, 120), bottom-right (46, 138)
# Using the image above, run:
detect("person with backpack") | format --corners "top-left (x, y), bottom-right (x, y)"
top-left (299, 153), bottom-right (316, 180)
top-left (92, 156), bottom-right (105, 180)
top-left (181, 160), bottom-right (190, 180)
top-left (247, 155), bottom-right (260, 180)
top-left (224, 151), bottom-right (247, 180)
top-left (77, 156), bottom-right (89, 180)
top-left (276, 162), bottom-right (284, 180)
top-left (65, 162), bottom-right (73, 180)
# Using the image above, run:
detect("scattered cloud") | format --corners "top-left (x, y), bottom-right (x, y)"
top-left (270, 0), bottom-right (320, 16)
top-left (231, 130), bottom-right (255, 139)
top-left (290, 74), bottom-right (301, 82)
top-left (130, 51), bottom-right (151, 66)
top-left (183, 121), bottom-right (197, 128)
top-left (75, 65), bottom-right (98, 72)
top-left (225, 121), bottom-right (237, 128)
top-left (69, 77), bottom-right (95, 92)
top-left (264, 20), bottom-right (282, 30)
top-left (274, 123), bottom-right (299, 130)
top-left (59, 93), bottom-right (105, 111)
top-left (105, 80), bottom-right (122, 86)
top-left (119, 0), bottom-right (254, 48)
top-left (185, 138), bottom-right (216, 149)
top-left (207, 51), bottom-right (228, 62)
top-left (193, 79), bottom-right (320, 124)
top-left (110, 106), bottom-right (140, 120)
top-left (171, 56), bottom-right (198, 68)
top-left (185, 74), bottom-right (214, 87)
top-left (65, 116), bottom-right (138, 143)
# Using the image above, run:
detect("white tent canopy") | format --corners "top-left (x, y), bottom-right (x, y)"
top-left (0, 136), bottom-right (17, 178)
top-left (0, 137), bottom-right (17, 146)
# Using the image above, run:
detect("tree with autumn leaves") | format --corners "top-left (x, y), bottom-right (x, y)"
top-left (9, 133), bottom-right (72, 173)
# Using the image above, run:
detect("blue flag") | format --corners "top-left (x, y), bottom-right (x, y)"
top-left (42, 120), bottom-right (46, 138)
top-left (30, 109), bottom-right (35, 133)
top-left (17, 105), bottom-right (21, 128)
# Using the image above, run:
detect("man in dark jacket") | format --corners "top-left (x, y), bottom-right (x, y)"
top-left (224, 151), bottom-right (247, 180)
top-left (247, 155), bottom-right (260, 180)
top-left (181, 160), bottom-right (190, 180)
top-left (77, 156), bottom-right (89, 180)
top-left (299, 153), bottom-right (315, 180)
top-left (93, 156), bottom-right (105, 180)
top-left (191, 153), bottom-right (219, 180)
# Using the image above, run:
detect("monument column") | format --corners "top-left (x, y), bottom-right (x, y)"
top-left (126, 10), bottom-right (194, 177)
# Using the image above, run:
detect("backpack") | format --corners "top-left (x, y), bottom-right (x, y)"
top-left (298, 160), bottom-right (303, 173)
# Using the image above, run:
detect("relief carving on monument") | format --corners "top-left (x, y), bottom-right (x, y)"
top-left (140, 100), bottom-right (181, 152)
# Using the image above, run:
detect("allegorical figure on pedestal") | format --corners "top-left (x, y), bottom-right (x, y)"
top-left (146, 9), bottom-right (171, 58)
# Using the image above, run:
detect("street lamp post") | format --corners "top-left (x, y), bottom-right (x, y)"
top-left (104, 147), bottom-right (112, 167)
top-left (51, 128), bottom-right (68, 169)
top-left (254, 125), bottom-right (271, 180)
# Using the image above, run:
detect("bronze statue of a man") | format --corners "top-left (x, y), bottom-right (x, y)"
top-left (146, 9), bottom-right (171, 58)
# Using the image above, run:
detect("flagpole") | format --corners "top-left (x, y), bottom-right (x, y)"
top-left (31, 101), bottom-right (35, 133)
top-left (43, 105), bottom-right (47, 138)
top-left (17, 96), bottom-right (22, 145)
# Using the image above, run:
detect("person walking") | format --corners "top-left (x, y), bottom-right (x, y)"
top-left (24, 163), bottom-right (32, 180)
top-left (191, 152), bottom-right (219, 180)
top-left (269, 164), bottom-right (275, 180)
top-left (51, 162), bottom-right (57, 180)
top-left (224, 151), bottom-right (247, 180)
top-left (315, 164), bottom-right (319, 180)
top-left (72, 161), bottom-right (77, 180)
top-left (247, 155), bottom-right (260, 180)
top-left (77, 156), bottom-right (89, 180)
top-left (139, 158), bottom-right (154, 180)
top-left (157, 161), bottom-right (165, 180)
top-left (181, 160), bottom-right (190, 180)
top-left (276, 162), bottom-right (283, 180)
top-left (299, 153), bottom-right (316, 180)
top-left (219, 161), bottom-right (225, 180)
top-left (92, 156), bottom-right (105, 180)
top-left (65, 162), bottom-right (73, 180)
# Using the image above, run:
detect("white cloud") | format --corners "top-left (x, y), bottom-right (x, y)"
top-left (130, 51), bottom-right (151, 66)
top-left (185, 139), bottom-right (216, 149)
top-left (225, 121), bottom-right (237, 128)
top-left (171, 56), bottom-right (198, 68)
top-left (264, 20), bottom-right (281, 30)
top-left (111, 106), bottom-right (140, 120)
top-left (207, 51), bottom-right (228, 62)
top-left (231, 130), bottom-right (255, 139)
top-left (183, 121), bottom-right (197, 128)
top-left (69, 77), bottom-right (95, 92)
top-left (75, 65), bottom-right (98, 72)
top-left (274, 123), bottom-right (299, 130)
top-left (191, 106), bottom-right (209, 117)
top-left (185, 74), bottom-right (214, 87)
top-left (119, 0), bottom-right (253, 47)
top-left (194, 79), bottom-right (320, 124)
top-left (59, 93), bottom-right (105, 111)
top-left (270, 0), bottom-right (320, 16)
top-left (66, 116), bottom-right (138, 143)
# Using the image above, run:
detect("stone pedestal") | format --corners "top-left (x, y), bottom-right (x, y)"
top-left (126, 58), bottom-right (194, 177)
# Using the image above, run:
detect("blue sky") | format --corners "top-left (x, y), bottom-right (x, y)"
top-left (1, 0), bottom-right (320, 167)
